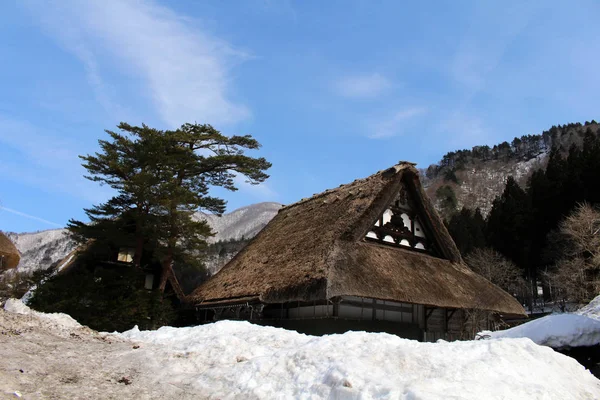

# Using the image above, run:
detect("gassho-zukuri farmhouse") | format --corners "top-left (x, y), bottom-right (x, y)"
top-left (187, 162), bottom-right (526, 341)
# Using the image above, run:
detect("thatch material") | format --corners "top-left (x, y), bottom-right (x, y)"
top-left (189, 163), bottom-right (525, 316)
top-left (0, 232), bottom-right (20, 270)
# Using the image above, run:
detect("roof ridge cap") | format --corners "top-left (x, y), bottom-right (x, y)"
top-left (279, 163), bottom-right (416, 212)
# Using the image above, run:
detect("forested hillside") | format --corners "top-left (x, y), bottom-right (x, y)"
top-left (424, 121), bottom-right (600, 217)
top-left (440, 121), bottom-right (600, 310)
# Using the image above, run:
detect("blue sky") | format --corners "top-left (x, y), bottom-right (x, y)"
top-left (1, 1), bottom-right (599, 233)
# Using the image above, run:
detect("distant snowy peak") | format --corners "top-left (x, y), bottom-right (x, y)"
top-left (5, 229), bottom-right (75, 276)
top-left (195, 202), bottom-right (282, 243)
top-left (3, 202), bottom-right (282, 275)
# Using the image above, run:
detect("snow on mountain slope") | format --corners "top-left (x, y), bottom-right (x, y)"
top-left (5, 229), bottom-right (75, 275)
top-left (196, 201), bottom-right (281, 243)
top-left (424, 153), bottom-right (547, 217)
top-left (2, 202), bottom-right (281, 276)
top-left (424, 122), bottom-right (600, 217)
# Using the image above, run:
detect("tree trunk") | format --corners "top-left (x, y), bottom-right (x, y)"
top-left (158, 247), bottom-right (173, 293)
top-left (133, 207), bottom-right (146, 269)
top-left (133, 236), bottom-right (144, 269)
top-left (158, 250), bottom-right (185, 301)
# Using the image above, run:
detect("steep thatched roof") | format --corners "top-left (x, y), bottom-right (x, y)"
top-left (189, 163), bottom-right (525, 316)
top-left (0, 232), bottom-right (20, 270)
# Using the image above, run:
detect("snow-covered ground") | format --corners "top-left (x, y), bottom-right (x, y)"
top-left (2, 299), bottom-right (599, 399)
top-left (480, 294), bottom-right (600, 349)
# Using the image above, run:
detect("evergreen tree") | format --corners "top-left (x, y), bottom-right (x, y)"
top-left (29, 259), bottom-right (176, 331)
top-left (580, 129), bottom-right (600, 203)
top-left (68, 122), bottom-right (271, 295)
top-left (486, 177), bottom-right (531, 274)
top-left (435, 185), bottom-right (458, 217)
top-left (447, 207), bottom-right (486, 256)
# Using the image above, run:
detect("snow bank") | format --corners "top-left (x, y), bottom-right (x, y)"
top-left (3, 298), bottom-right (81, 330)
top-left (481, 314), bottom-right (600, 348)
top-left (481, 294), bottom-right (600, 348)
top-left (117, 320), bottom-right (600, 399)
top-left (576, 294), bottom-right (600, 320)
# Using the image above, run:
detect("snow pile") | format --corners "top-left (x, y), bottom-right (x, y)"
top-left (481, 294), bottom-right (600, 348)
top-left (576, 295), bottom-right (600, 320)
top-left (117, 320), bottom-right (600, 399)
top-left (2, 301), bottom-right (599, 399)
top-left (4, 298), bottom-right (81, 331)
top-left (480, 314), bottom-right (600, 348)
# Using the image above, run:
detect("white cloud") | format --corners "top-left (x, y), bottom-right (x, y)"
top-left (0, 206), bottom-right (62, 228)
top-left (368, 107), bottom-right (427, 139)
top-left (334, 73), bottom-right (392, 99)
top-left (0, 116), bottom-right (113, 204)
top-left (26, 0), bottom-right (250, 128)
top-left (233, 174), bottom-right (278, 201)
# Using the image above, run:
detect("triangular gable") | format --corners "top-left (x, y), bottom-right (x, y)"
top-left (364, 177), bottom-right (443, 258)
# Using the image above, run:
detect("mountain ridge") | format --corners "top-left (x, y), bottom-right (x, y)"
top-left (424, 121), bottom-right (600, 217)
top-left (5, 120), bottom-right (600, 279)
top-left (2, 202), bottom-right (282, 276)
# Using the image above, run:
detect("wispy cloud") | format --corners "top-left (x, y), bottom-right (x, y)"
top-left (0, 115), bottom-right (112, 204)
top-left (367, 107), bottom-right (427, 139)
top-left (233, 174), bottom-right (278, 200)
top-left (26, 0), bottom-right (251, 128)
top-left (334, 73), bottom-right (392, 99)
top-left (0, 206), bottom-right (63, 228)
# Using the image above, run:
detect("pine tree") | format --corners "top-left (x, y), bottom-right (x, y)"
top-left (447, 207), bottom-right (486, 256)
top-left (68, 122), bottom-right (271, 296)
top-left (486, 177), bottom-right (531, 272)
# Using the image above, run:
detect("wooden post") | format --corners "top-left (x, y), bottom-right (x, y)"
top-left (423, 306), bottom-right (428, 340)
top-left (443, 308), bottom-right (448, 340)
top-left (332, 298), bottom-right (339, 318)
top-left (361, 297), bottom-right (364, 320)
top-left (372, 298), bottom-right (377, 320)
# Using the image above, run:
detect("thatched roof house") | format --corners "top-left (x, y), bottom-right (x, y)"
top-left (189, 162), bottom-right (525, 340)
top-left (52, 242), bottom-right (187, 302)
top-left (0, 232), bottom-right (20, 270)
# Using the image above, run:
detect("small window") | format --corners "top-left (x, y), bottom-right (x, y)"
top-left (117, 247), bottom-right (135, 263)
top-left (144, 274), bottom-right (154, 290)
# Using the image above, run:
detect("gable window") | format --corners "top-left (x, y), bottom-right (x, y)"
top-left (365, 182), bottom-right (434, 254)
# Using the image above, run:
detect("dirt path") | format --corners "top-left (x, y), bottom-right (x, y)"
top-left (0, 309), bottom-right (202, 399)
